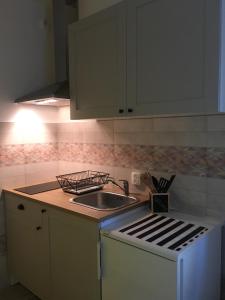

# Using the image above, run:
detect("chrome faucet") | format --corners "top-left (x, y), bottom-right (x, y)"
top-left (107, 178), bottom-right (129, 196)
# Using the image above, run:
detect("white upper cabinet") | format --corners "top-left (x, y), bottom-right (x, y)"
top-left (127, 0), bottom-right (221, 115)
top-left (69, 2), bottom-right (126, 119)
top-left (69, 0), bottom-right (224, 119)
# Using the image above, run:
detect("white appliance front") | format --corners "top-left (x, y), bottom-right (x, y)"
top-left (101, 210), bottom-right (221, 300)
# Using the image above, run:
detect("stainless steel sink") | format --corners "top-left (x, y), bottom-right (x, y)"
top-left (70, 191), bottom-right (139, 210)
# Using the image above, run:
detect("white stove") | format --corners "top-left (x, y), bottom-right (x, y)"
top-left (101, 208), bottom-right (222, 300)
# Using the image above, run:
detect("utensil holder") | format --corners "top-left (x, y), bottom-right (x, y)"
top-left (151, 193), bottom-right (169, 213)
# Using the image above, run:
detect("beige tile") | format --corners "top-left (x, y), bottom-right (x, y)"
top-left (207, 132), bottom-right (225, 147)
top-left (57, 131), bottom-right (83, 143)
top-left (207, 114), bottom-right (225, 131)
top-left (24, 162), bottom-right (58, 175)
top-left (114, 132), bottom-right (155, 145)
top-left (85, 120), bottom-right (113, 131)
top-left (57, 121), bottom-right (85, 133)
top-left (83, 120), bottom-right (114, 144)
top-left (173, 174), bottom-right (207, 193)
top-left (170, 188), bottom-right (207, 216)
top-left (150, 132), bottom-right (176, 146)
top-left (206, 193), bottom-right (225, 213)
top-left (0, 166), bottom-right (25, 179)
top-left (172, 132), bottom-right (207, 147)
top-left (24, 162), bottom-right (59, 186)
top-left (0, 123), bottom-right (23, 145)
top-left (83, 131), bottom-right (114, 144)
top-left (0, 175), bottom-right (26, 190)
top-left (114, 118), bottom-right (153, 133)
top-left (22, 123), bottom-right (57, 144)
top-left (153, 116), bottom-right (206, 132)
top-left (58, 161), bottom-right (87, 174)
top-left (206, 178), bottom-right (225, 195)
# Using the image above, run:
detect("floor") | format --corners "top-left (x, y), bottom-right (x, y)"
top-left (0, 284), bottom-right (39, 300)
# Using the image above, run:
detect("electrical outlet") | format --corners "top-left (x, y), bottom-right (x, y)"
top-left (131, 172), bottom-right (141, 185)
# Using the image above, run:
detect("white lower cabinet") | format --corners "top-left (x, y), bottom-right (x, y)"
top-left (5, 194), bottom-right (101, 300)
top-left (6, 194), bottom-right (50, 300)
top-left (49, 208), bottom-right (100, 300)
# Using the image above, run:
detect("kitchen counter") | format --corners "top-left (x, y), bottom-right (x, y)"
top-left (3, 183), bottom-right (149, 222)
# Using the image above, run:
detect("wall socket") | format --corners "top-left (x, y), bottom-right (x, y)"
top-left (131, 171), bottom-right (141, 185)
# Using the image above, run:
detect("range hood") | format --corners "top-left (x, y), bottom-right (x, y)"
top-left (15, 0), bottom-right (78, 107)
top-left (15, 80), bottom-right (70, 106)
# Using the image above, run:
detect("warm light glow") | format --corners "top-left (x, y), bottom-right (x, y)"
top-left (34, 98), bottom-right (58, 105)
top-left (12, 108), bottom-right (46, 143)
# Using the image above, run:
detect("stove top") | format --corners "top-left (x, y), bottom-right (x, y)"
top-left (15, 181), bottom-right (60, 195)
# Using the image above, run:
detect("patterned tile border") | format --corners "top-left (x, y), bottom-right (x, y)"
top-left (0, 142), bottom-right (225, 179)
top-left (0, 143), bottom-right (58, 167)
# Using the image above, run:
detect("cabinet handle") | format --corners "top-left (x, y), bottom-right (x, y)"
top-left (128, 108), bottom-right (133, 113)
top-left (17, 204), bottom-right (25, 210)
top-left (118, 109), bottom-right (124, 114)
top-left (41, 209), bottom-right (47, 213)
top-left (36, 226), bottom-right (42, 231)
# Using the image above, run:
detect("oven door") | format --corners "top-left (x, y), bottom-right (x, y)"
top-left (101, 235), bottom-right (177, 300)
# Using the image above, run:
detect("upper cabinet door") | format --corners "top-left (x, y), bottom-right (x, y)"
top-left (69, 3), bottom-right (126, 119)
top-left (127, 0), bottom-right (220, 115)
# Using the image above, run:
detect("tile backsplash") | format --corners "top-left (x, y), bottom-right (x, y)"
top-left (0, 114), bottom-right (225, 288)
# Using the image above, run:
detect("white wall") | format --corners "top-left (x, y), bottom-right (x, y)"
top-left (79, 0), bottom-right (122, 18)
top-left (0, 0), bottom-right (57, 122)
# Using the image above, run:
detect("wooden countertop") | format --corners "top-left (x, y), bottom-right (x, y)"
top-left (3, 183), bottom-right (149, 222)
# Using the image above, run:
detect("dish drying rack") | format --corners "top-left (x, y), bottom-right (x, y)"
top-left (56, 170), bottom-right (110, 195)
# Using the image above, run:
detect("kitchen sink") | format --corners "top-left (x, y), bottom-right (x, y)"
top-left (70, 191), bottom-right (139, 210)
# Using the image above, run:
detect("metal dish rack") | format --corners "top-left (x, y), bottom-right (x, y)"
top-left (56, 170), bottom-right (110, 195)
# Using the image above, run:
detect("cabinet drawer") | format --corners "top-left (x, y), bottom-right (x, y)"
top-left (5, 193), bottom-right (46, 224)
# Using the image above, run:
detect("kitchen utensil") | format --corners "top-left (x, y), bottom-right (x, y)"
top-left (164, 174), bottom-right (176, 192)
top-left (142, 172), bottom-right (157, 193)
top-left (158, 177), bottom-right (167, 193)
top-left (151, 176), bottom-right (159, 192)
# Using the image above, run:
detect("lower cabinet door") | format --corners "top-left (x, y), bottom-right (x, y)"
top-left (7, 208), bottom-right (50, 300)
top-left (49, 209), bottom-right (101, 300)
top-left (101, 236), bottom-right (177, 300)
